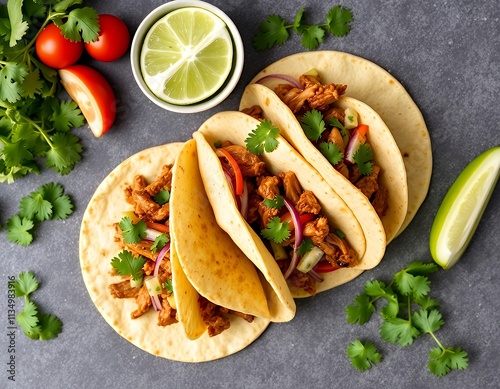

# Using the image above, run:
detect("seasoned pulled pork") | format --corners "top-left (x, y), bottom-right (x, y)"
top-left (256, 175), bottom-right (281, 199)
top-left (296, 190), bottom-right (322, 215)
top-left (272, 70), bottom-right (388, 217)
top-left (303, 217), bottom-right (329, 244)
top-left (109, 280), bottom-right (141, 299)
top-left (222, 145), bottom-right (266, 177)
top-left (158, 296), bottom-right (177, 327)
top-left (199, 297), bottom-right (231, 337)
top-left (241, 105), bottom-right (264, 121)
top-left (131, 284), bottom-right (152, 319)
top-left (279, 171), bottom-right (302, 205)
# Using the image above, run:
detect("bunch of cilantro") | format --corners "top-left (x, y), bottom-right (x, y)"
top-left (13, 271), bottom-right (63, 340)
top-left (0, 0), bottom-right (100, 183)
top-left (253, 5), bottom-right (353, 51)
top-left (346, 261), bottom-right (469, 376)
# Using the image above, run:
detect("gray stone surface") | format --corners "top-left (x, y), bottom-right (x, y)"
top-left (1, 0), bottom-right (499, 388)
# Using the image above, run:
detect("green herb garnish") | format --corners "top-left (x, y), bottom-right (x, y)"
top-left (0, 1), bottom-right (101, 182)
top-left (13, 271), bottom-right (62, 340)
top-left (253, 5), bottom-right (353, 50)
top-left (347, 340), bottom-right (382, 371)
top-left (353, 144), bottom-right (374, 175)
top-left (300, 109), bottom-right (326, 141)
top-left (6, 182), bottom-right (74, 245)
top-left (263, 195), bottom-right (285, 209)
top-left (319, 142), bottom-right (343, 165)
top-left (119, 217), bottom-right (147, 244)
top-left (153, 189), bottom-right (170, 205)
top-left (163, 279), bottom-right (173, 293)
top-left (346, 261), bottom-right (469, 376)
top-left (261, 216), bottom-right (290, 244)
top-left (245, 119), bottom-right (280, 155)
top-left (151, 233), bottom-right (169, 253)
top-left (110, 250), bottom-right (146, 281)
top-left (297, 238), bottom-right (314, 256)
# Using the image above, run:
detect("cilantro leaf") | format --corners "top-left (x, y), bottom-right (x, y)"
top-left (55, 7), bottom-right (99, 42)
top-left (346, 293), bottom-right (376, 325)
top-left (326, 5), bottom-right (353, 37)
top-left (13, 271), bottom-right (39, 297)
top-left (394, 271), bottom-right (430, 299)
top-left (6, 215), bottom-right (34, 246)
top-left (319, 142), bottom-right (343, 165)
top-left (428, 347), bottom-right (469, 376)
top-left (292, 6), bottom-right (305, 33)
top-left (119, 217), bottom-right (147, 244)
top-left (0, 62), bottom-right (28, 102)
top-left (245, 119), bottom-right (280, 155)
top-left (380, 317), bottom-right (420, 346)
top-left (262, 195), bottom-right (284, 209)
top-left (110, 250), bottom-right (146, 281)
top-left (353, 144), bottom-right (373, 175)
top-left (37, 313), bottom-right (63, 340)
top-left (403, 261), bottom-right (440, 277)
top-left (347, 339), bottom-right (382, 371)
top-left (253, 14), bottom-right (289, 51)
top-left (297, 237), bottom-right (314, 256)
top-left (19, 190), bottom-right (53, 221)
top-left (151, 233), bottom-right (169, 253)
top-left (153, 189), bottom-right (170, 205)
top-left (413, 309), bottom-right (444, 334)
top-left (301, 25), bottom-right (325, 50)
top-left (261, 216), bottom-right (290, 244)
top-left (21, 68), bottom-right (44, 98)
top-left (16, 300), bottom-right (39, 337)
top-left (329, 117), bottom-right (345, 132)
top-left (300, 109), bottom-right (325, 141)
top-left (39, 182), bottom-right (74, 219)
top-left (2, 139), bottom-right (33, 167)
top-left (49, 100), bottom-right (84, 132)
top-left (7, 0), bottom-right (29, 47)
top-left (44, 132), bottom-right (83, 174)
top-left (414, 295), bottom-right (440, 311)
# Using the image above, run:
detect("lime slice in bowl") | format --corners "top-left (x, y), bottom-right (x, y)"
top-left (430, 146), bottom-right (500, 269)
top-left (140, 7), bottom-right (233, 105)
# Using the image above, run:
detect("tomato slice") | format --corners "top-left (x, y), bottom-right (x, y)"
top-left (58, 65), bottom-right (116, 137)
top-left (146, 222), bottom-right (169, 233)
top-left (313, 261), bottom-right (341, 273)
top-left (280, 212), bottom-right (315, 230)
top-left (216, 148), bottom-right (243, 195)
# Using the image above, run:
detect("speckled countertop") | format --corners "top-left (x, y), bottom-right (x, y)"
top-left (1, 0), bottom-right (499, 388)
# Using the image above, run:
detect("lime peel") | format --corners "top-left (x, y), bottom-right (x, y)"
top-left (430, 146), bottom-right (500, 269)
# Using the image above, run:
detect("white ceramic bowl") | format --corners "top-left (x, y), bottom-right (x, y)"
top-left (130, 0), bottom-right (244, 113)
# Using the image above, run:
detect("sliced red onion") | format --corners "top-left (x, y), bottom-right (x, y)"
top-left (240, 181), bottom-right (249, 219)
top-left (282, 197), bottom-right (303, 280)
top-left (308, 269), bottom-right (324, 283)
top-left (151, 295), bottom-right (161, 311)
top-left (255, 74), bottom-right (304, 89)
top-left (345, 127), bottom-right (364, 163)
top-left (150, 242), bottom-right (170, 311)
top-left (221, 164), bottom-right (241, 209)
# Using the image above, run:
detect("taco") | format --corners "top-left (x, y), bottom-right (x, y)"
top-left (80, 141), bottom-right (281, 362)
top-left (248, 51), bottom-right (432, 236)
top-left (193, 111), bottom-right (368, 298)
top-left (240, 81), bottom-right (407, 245)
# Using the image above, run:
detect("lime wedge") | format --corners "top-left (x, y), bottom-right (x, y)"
top-left (140, 7), bottom-right (233, 105)
top-left (430, 146), bottom-right (500, 269)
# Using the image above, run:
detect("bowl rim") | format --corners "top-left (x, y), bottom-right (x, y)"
top-left (130, 0), bottom-right (244, 113)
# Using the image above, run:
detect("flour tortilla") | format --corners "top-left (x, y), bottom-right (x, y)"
top-left (249, 51), bottom-right (432, 235)
top-left (79, 143), bottom-right (269, 362)
top-left (240, 83), bottom-right (407, 244)
top-left (194, 111), bottom-right (366, 298)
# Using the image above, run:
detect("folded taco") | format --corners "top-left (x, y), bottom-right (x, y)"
top-left (193, 111), bottom-right (368, 298)
top-left (248, 51), bottom-right (431, 236)
top-left (240, 81), bottom-right (407, 245)
top-left (80, 141), bottom-right (280, 362)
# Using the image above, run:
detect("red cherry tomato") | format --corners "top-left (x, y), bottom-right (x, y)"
top-left (58, 65), bottom-right (116, 137)
top-left (35, 23), bottom-right (83, 69)
top-left (84, 14), bottom-right (130, 62)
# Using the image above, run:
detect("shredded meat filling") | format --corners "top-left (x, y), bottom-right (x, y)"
top-left (241, 105), bottom-right (264, 121)
top-left (199, 297), bottom-right (231, 337)
top-left (109, 280), bottom-right (141, 299)
top-left (256, 175), bottom-right (281, 199)
top-left (131, 284), bottom-right (152, 319)
top-left (222, 145), bottom-right (266, 177)
top-left (296, 190), bottom-right (321, 215)
top-left (279, 171), bottom-right (302, 205)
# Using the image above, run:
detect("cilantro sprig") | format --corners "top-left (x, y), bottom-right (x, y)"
top-left (119, 217), bottom-right (147, 244)
top-left (110, 250), bottom-right (146, 281)
top-left (262, 195), bottom-right (285, 209)
top-left (345, 261), bottom-right (469, 376)
top-left (353, 144), bottom-right (374, 175)
top-left (245, 119), bottom-right (280, 155)
top-left (253, 5), bottom-right (353, 51)
top-left (261, 216), bottom-right (290, 244)
top-left (0, 1), bottom-right (101, 182)
top-left (347, 340), bottom-right (382, 371)
top-left (13, 271), bottom-right (63, 340)
top-left (6, 182), bottom-right (74, 245)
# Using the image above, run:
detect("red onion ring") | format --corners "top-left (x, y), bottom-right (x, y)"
top-left (282, 197), bottom-right (303, 279)
top-left (255, 74), bottom-right (304, 89)
top-left (150, 242), bottom-right (170, 312)
top-left (240, 181), bottom-right (249, 220)
top-left (308, 269), bottom-right (324, 283)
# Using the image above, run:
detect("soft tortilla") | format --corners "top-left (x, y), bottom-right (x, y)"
top-left (249, 51), bottom-right (432, 235)
top-left (194, 111), bottom-right (366, 297)
top-left (79, 143), bottom-right (269, 362)
top-left (240, 83), bottom-right (407, 244)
